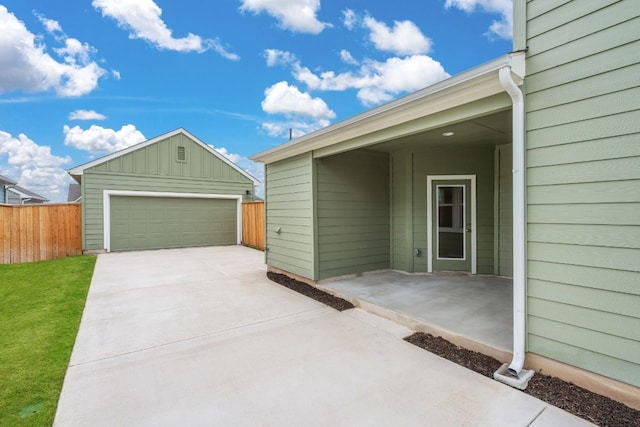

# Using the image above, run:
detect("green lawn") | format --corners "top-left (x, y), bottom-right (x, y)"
top-left (0, 255), bottom-right (96, 427)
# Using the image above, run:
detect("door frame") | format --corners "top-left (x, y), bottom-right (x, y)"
top-left (102, 190), bottom-right (243, 252)
top-left (427, 175), bottom-right (477, 274)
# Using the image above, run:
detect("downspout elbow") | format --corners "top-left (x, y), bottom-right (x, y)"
top-left (499, 66), bottom-right (526, 377)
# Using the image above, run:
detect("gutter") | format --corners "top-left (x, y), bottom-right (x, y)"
top-left (494, 53), bottom-right (535, 389)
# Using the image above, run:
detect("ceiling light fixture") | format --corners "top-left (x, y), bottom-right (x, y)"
top-left (442, 131), bottom-right (454, 137)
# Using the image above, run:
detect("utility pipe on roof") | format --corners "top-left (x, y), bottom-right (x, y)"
top-left (499, 65), bottom-right (526, 376)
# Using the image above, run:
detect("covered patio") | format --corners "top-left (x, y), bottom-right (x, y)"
top-left (319, 271), bottom-right (513, 361)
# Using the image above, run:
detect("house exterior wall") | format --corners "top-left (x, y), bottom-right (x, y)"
top-left (391, 150), bottom-right (414, 272)
top-left (396, 145), bottom-right (496, 274)
top-left (524, 0), bottom-right (640, 387)
top-left (264, 152), bottom-right (316, 279)
top-left (495, 144), bottom-right (512, 277)
top-left (316, 150), bottom-right (390, 280)
top-left (82, 133), bottom-right (254, 250)
top-left (6, 190), bottom-right (21, 205)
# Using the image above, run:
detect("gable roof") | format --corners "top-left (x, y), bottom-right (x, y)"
top-left (252, 52), bottom-right (525, 164)
top-left (0, 174), bottom-right (17, 186)
top-left (67, 183), bottom-right (81, 202)
top-left (67, 128), bottom-right (260, 184)
top-left (8, 185), bottom-right (49, 203)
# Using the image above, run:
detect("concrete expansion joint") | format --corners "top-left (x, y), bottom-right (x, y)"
top-left (70, 307), bottom-right (328, 368)
top-left (526, 407), bottom-right (547, 427)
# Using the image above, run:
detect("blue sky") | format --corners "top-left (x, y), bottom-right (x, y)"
top-left (0, 0), bottom-right (512, 201)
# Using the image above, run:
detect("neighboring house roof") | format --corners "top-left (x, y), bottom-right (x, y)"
top-left (8, 185), bottom-right (49, 203)
top-left (252, 52), bottom-right (525, 164)
top-left (68, 128), bottom-right (260, 185)
top-left (0, 174), bottom-right (17, 186)
top-left (67, 183), bottom-right (81, 202)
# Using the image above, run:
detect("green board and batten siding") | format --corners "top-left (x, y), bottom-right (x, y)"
top-left (264, 153), bottom-right (315, 279)
top-left (524, 0), bottom-right (640, 386)
top-left (81, 132), bottom-right (253, 251)
top-left (316, 150), bottom-right (390, 280)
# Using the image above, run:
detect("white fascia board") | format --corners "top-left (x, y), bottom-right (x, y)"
top-left (68, 128), bottom-right (261, 185)
top-left (252, 52), bottom-right (525, 164)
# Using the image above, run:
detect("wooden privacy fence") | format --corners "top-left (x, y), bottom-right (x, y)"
top-left (0, 203), bottom-right (82, 264)
top-left (242, 201), bottom-right (265, 250)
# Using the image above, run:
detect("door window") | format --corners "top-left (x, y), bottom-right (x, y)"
top-left (437, 185), bottom-right (465, 259)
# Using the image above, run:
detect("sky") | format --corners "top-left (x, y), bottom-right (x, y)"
top-left (0, 0), bottom-right (512, 201)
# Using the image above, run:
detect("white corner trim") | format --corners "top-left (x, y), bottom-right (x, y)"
top-left (102, 190), bottom-right (243, 252)
top-left (426, 175), bottom-right (477, 274)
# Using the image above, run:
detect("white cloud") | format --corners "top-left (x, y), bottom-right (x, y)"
top-left (260, 81), bottom-right (334, 140)
top-left (342, 9), bottom-right (357, 30)
top-left (36, 13), bottom-right (62, 34)
top-left (260, 119), bottom-right (326, 140)
top-left (262, 81), bottom-right (335, 120)
top-left (240, 0), bottom-right (329, 34)
top-left (339, 49), bottom-right (358, 65)
top-left (92, 0), bottom-right (239, 59)
top-left (0, 130), bottom-right (73, 202)
top-left (63, 124), bottom-right (146, 154)
top-left (69, 110), bottom-right (107, 121)
top-left (363, 16), bottom-right (432, 55)
top-left (0, 6), bottom-right (107, 97)
top-left (445, 0), bottom-right (512, 39)
top-left (294, 55), bottom-right (449, 106)
top-left (264, 49), bottom-right (296, 67)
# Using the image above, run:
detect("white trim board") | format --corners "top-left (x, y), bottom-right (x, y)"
top-left (102, 190), bottom-right (243, 252)
top-left (426, 175), bottom-right (477, 274)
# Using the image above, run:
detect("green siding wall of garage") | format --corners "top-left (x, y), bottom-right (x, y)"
top-left (81, 133), bottom-right (254, 250)
top-left (264, 153), bottom-right (315, 279)
top-left (524, 0), bottom-right (640, 386)
top-left (316, 150), bottom-right (390, 280)
top-left (110, 196), bottom-right (237, 251)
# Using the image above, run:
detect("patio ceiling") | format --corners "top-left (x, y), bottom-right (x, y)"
top-left (369, 109), bottom-right (512, 153)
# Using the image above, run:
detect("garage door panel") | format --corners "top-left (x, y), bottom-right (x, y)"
top-left (110, 196), bottom-right (237, 252)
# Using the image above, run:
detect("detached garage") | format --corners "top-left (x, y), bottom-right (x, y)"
top-left (68, 128), bottom-right (258, 253)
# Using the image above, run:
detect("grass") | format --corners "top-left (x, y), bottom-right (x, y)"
top-left (0, 255), bottom-right (96, 427)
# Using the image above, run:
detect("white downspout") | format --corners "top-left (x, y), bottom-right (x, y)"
top-left (499, 65), bottom-right (526, 376)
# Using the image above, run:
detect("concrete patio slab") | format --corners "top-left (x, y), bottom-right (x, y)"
top-left (320, 271), bottom-right (513, 352)
top-left (54, 246), bottom-right (592, 426)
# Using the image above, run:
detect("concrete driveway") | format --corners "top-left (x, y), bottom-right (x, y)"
top-left (54, 246), bottom-right (591, 426)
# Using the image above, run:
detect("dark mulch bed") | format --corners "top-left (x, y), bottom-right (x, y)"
top-left (405, 332), bottom-right (640, 427)
top-left (267, 272), bottom-right (355, 311)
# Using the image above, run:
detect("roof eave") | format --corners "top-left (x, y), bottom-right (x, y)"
top-left (251, 52), bottom-right (525, 164)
